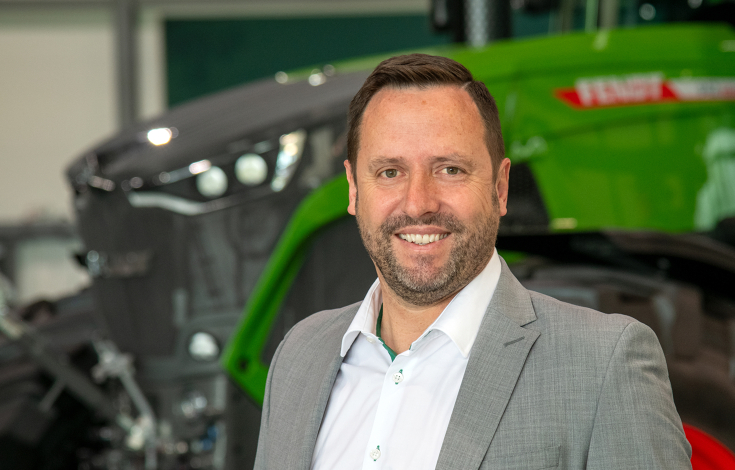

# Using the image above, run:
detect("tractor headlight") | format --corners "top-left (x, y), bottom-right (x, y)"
top-left (235, 153), bottom-right (268, 186)
top-left (271, 129), bottom-right (306, 191)
top-left (196, 166), bottom-right (228, 198)
top-left (188, 332), bottom-right (220, 361)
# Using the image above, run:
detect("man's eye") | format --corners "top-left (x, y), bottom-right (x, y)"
top-left (383, 169), bottom-right (398, 178)
top-left (444, 167), bottom-right (460, 175)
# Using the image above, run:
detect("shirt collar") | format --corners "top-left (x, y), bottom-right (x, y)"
top-left (340, 277), bottom-right (382, 357)
top-left (340, 248), bottom-right (501, 358)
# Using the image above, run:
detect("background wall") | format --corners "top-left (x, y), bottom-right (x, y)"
top-left (0, 6), bottom-right (165, 224)
top-left (166, 14), bottom-right (451, 105)
top-left (0, 9), bottom-right (115, 223)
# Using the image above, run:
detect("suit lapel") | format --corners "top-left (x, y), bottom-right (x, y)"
top-left (435, 259), bottom-right (540, 470)
top-left (291, 305), bottom-right (358, 470)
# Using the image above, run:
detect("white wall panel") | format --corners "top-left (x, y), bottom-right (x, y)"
top-left (0, 8), bottom-right (166, 223)
top-left (0, 9), bottom-right (115, 222)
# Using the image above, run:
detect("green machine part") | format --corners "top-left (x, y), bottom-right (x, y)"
top-left (221, 176), bottom-right (351, 402)
top-left (458, 24), bottom-right (735, 233)
top-left (223, 23), bottom-right (735, 402)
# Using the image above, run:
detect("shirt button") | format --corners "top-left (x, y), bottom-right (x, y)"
top-left (367, 337), bottom-right (375, 344)
top-left (369, 446), bottom-right (381, 461)
top-left (392, 370), bottom-right (404, 384)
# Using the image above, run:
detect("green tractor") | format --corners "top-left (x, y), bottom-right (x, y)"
top-left (1, 16), bottom-right (733, 470)
top-left (220, 22), bottom-right (735, 467)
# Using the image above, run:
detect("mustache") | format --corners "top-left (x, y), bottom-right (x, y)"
top-left (378, 213), bottom-right (467, 237)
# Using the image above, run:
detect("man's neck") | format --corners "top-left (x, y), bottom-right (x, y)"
top-left (377, 280), bottom-right (457, 354)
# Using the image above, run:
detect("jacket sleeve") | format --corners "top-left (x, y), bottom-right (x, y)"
top-left (587, 321), bottom-right (692, 469)
top-left (253, 331), bottom-right (290, 470)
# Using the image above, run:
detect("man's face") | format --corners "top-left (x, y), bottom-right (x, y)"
top-left (346, 85), bottom-right (511, 307)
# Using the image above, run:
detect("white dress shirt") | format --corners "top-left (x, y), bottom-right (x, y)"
top-left (311, 249), bottom-right (502, 470)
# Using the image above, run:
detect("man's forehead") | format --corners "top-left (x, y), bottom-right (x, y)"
top-left (361, 85), bottom-right (482, 133)
top-left (356, 89), bottom-right (490, 170)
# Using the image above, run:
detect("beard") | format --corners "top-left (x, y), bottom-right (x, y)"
top-left (356, 192), bottom-right (500, 307)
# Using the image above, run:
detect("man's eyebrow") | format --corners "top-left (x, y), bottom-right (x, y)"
top-left (366, 154), bottom-right (478, 172)
top-left (432, 154), bottom-right (477, 169)
top-left (367, 157), bottom-right (404, 172)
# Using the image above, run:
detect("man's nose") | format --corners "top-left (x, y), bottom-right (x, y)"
top-left (403, 172), bottom-right (440, 219)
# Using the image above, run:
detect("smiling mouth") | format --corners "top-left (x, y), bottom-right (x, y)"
top-left (397, 233), bottom-right (449, 246)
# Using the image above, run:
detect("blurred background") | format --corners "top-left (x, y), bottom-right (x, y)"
top-left (0, 0), bottom-right (734, 469)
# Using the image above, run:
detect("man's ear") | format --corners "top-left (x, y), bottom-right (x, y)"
top-left (345, 160), bottom-right (357, 216)
top-left (496, 158), bottom-right (511, 217)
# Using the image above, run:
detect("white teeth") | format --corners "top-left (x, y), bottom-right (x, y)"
top-left (398, 233), bottom-right (448, 245)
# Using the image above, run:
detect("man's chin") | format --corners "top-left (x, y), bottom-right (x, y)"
top-left (393, 259), bottom-right (449, 280)
top-left (382, 273), bottom-right (457, 306)
top-left (375, 252), bottom-right (465, 306)
top-left (389, 264), bottom-right (453, 291)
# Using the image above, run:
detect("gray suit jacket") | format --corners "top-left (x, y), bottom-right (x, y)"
top-left (254, 259), bottom-right (692, 469)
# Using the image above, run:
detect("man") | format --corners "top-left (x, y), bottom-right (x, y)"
top-left (254, 54), bottom-right (691, 469)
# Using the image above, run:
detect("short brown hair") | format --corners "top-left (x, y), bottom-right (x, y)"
top-left (347, 53), bottom-right (504, 178)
